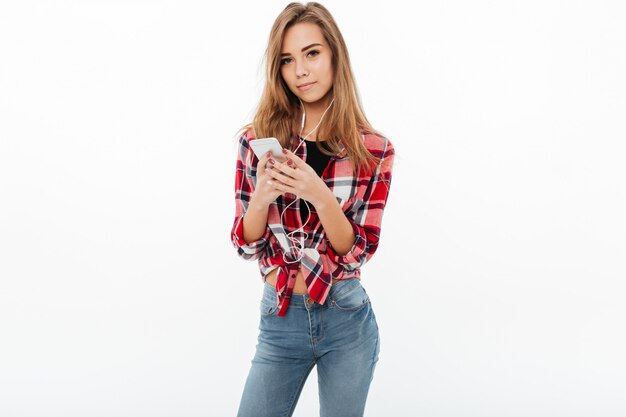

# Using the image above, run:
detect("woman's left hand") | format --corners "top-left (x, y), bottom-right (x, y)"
top-left (264, 148), bottom-right (332, 207)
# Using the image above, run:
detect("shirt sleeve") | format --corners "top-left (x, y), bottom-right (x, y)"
top-left (230, 131), bottom-right (271, 260)
top-left (325, 137), bottom-right (395, 272)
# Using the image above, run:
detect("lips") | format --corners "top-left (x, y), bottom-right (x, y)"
top-left (297, 82), bottom-right (316, 90)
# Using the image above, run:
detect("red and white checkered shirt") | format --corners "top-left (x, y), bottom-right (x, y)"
top-left (230, 128), bottom-right (395, 316)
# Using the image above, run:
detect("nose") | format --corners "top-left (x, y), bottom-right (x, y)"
top-left (295, 59), bottom-right (309, 78)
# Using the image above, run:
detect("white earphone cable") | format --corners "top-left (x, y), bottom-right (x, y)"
top-left (280, 96), bottom-right (334, 264)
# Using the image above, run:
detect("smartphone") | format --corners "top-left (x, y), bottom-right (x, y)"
top-left (249, 137), bottom-right (286, 165)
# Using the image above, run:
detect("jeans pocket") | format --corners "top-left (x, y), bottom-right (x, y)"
top-left (331, 281), bottom-right (370, 311)
top-left (260, 296), bottom-right (278, 316)
top-left (260, 284), bottom-right (279, 316)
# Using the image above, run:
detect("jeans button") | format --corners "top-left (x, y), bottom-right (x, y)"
top-left (307, 298), bottom-right (315, 305)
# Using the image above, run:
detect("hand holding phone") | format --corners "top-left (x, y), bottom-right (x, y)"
top-left (248, 137), bottom-right (288, 207)
top-left (249, 137), bottom-right (287, 166)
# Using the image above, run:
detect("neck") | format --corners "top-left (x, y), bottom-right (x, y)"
top-left (298, 93), bottom-right (334, 141)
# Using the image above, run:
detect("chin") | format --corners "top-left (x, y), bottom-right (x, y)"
top-left (299, 92), bottom-right (330, 104)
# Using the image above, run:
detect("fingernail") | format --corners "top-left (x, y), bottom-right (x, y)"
top-left (287, 160), bottom-right (292, 165)
top-left (282, 149), bottom-right (287, 154)
top-left (269, 158), bottom-right (275, 164)
top-left (266, 151), bottom-right (272, 157)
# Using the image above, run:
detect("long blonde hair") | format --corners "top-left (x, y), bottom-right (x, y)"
top-left (236, 1), bottom-right (384, 176)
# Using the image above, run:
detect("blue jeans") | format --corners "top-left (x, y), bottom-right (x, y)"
top-left (237, 278), bottom-right (380, 417)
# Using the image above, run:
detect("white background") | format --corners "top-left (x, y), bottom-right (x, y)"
top-left (1, 1), bottom-right (625, 416)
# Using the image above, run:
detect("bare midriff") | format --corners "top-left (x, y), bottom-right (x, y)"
top-left (264, 265), bottom-right (341, 294)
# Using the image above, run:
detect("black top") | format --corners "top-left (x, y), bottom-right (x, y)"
top-left (300, 139), bottom-right (332, 221)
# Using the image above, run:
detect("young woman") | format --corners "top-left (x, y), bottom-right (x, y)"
top-left (230, 3), bottom-right (395, 416)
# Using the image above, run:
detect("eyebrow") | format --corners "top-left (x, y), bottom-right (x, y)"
top-left (280, 43), bottom-right (323, 57)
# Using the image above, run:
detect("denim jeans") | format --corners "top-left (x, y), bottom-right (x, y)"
top-left (237, 278), bottom-right (380, 417)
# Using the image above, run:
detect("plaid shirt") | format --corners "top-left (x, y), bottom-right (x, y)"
top-left (230, 128), bottom-right (394, 316)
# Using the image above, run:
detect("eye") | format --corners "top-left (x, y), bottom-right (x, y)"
top-left (279, 50), bottom-right (320, 66)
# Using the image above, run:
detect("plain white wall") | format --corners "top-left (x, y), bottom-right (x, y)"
top-left (1, 1), bottom-right (625, 416)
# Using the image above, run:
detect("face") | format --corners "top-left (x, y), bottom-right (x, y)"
top-left (280, 22), bottom-right (334, 108)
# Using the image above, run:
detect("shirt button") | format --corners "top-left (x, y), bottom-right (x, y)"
top-left (307, 298), bottom-right (315, 305)
top-left (291, 274), bottom-right (296, 279)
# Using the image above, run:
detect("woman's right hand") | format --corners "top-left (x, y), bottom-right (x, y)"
top-left (251, 151), bottom-right (287, 207)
